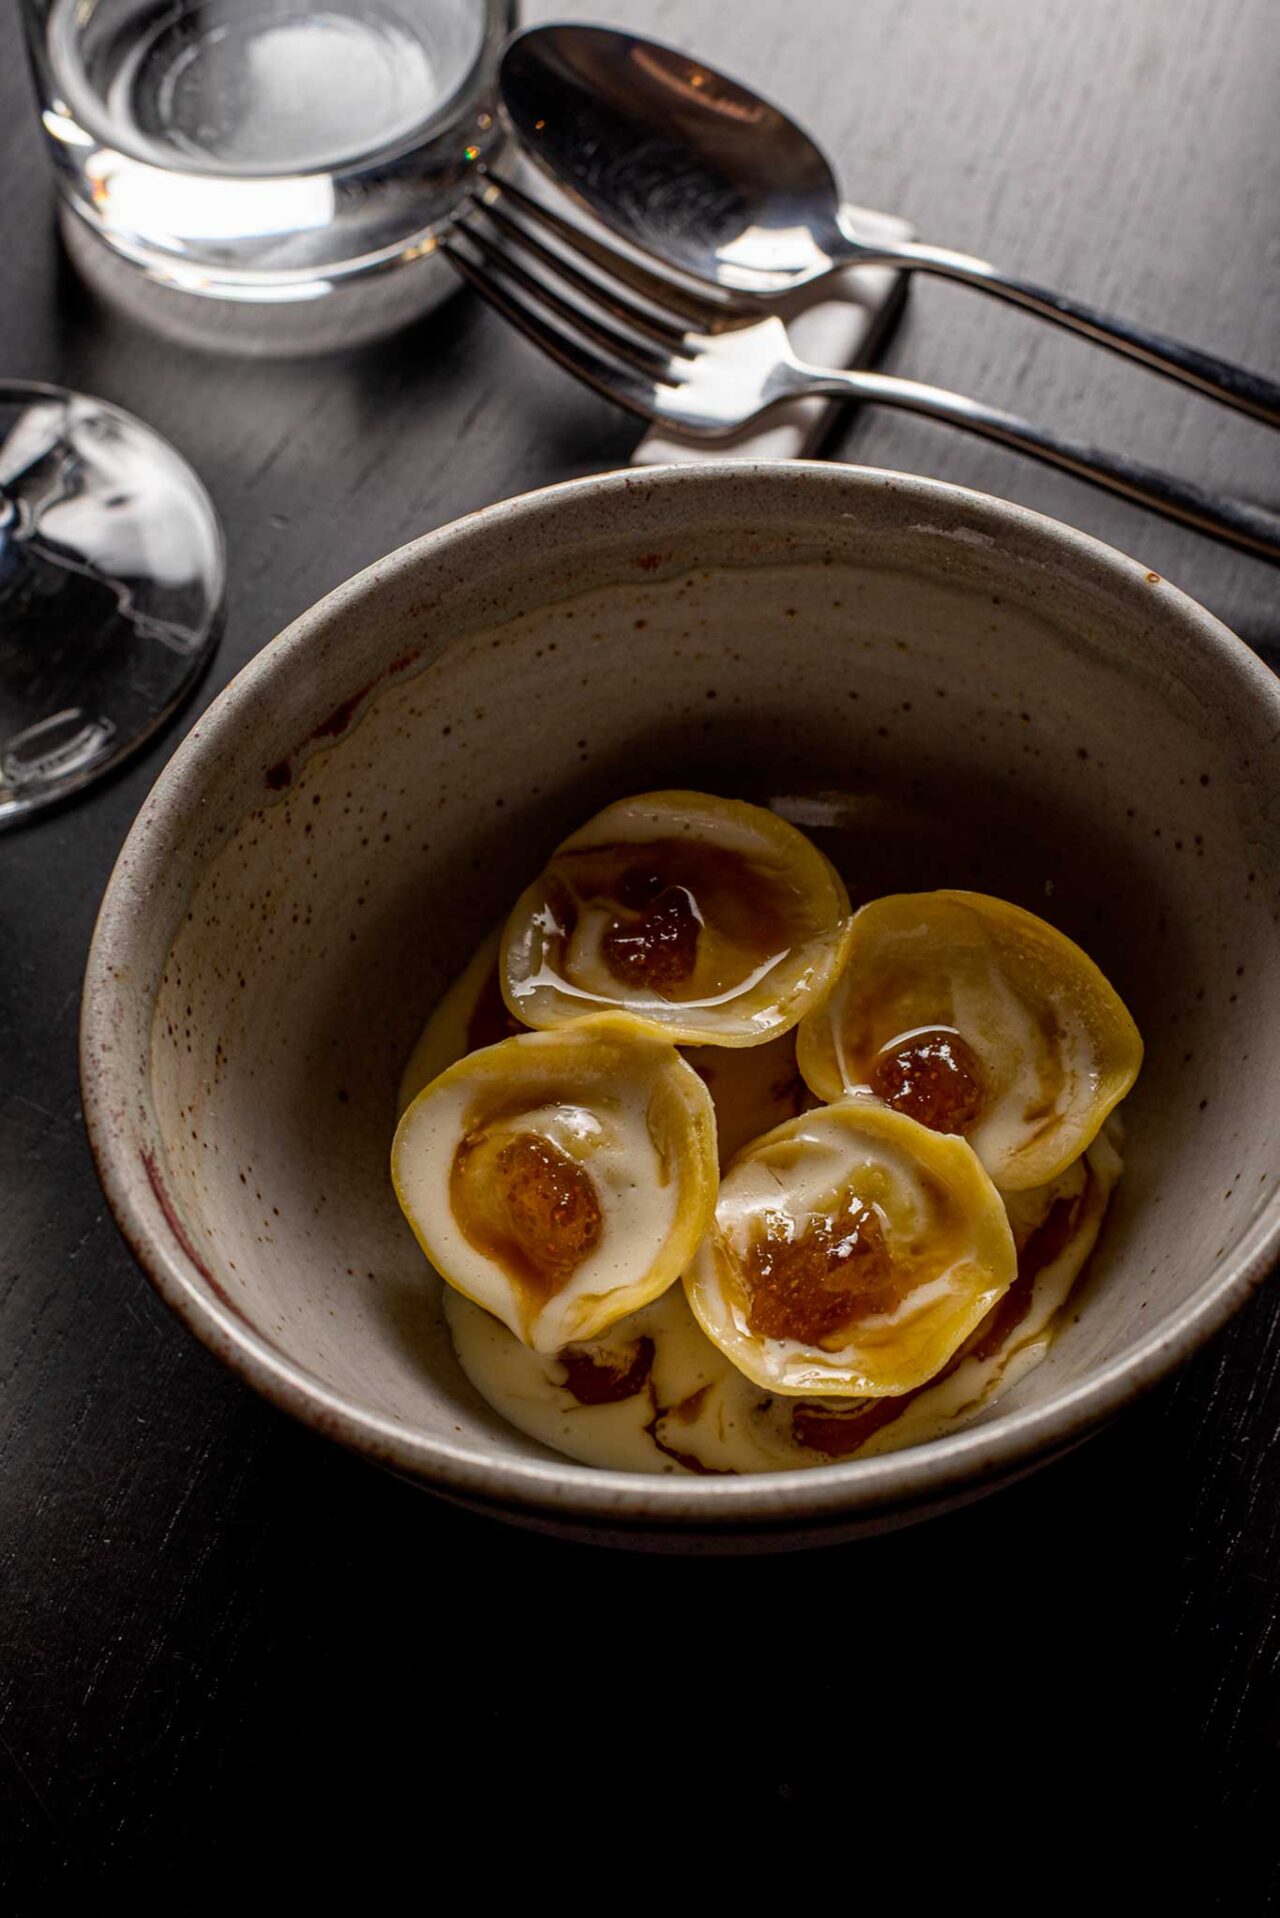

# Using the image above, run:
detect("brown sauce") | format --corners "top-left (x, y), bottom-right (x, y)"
top-left (791, 1394), bottom-right (917, 1458)
top-left (965, 1181), bottom-right (1086, 1363)
top-left (788, 1171), bottom-right (1091, 1458)
top-left (870, 1027), bottom-right (986, 1134)
top-left (1014, 1004), bottom-right (1069, 1139)
top-left (558, 1336), bottom-right (655, 1405)
top-left (601, 879), bottom-right (701, 992)
top-left (532, 836), bottom-right (805, 1003)
top-left (666, 1382), bottom-right (713, 1425)
top-left (450, 1127), bottom-right (603, 1312)
top-left (643, 1396), bottom-right (737, 1476)
top-left (742, 1200), bottom-right (900, 1347)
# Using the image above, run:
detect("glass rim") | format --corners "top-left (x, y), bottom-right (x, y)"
top-left (31, 0), bottom-right (515, 184)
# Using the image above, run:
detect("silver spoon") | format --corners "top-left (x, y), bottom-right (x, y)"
top-left (501, 23), bottom-right (1280, 427)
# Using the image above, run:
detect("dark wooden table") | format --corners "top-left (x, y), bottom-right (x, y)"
top-left (4, 0), bottom-right (1277, 1895)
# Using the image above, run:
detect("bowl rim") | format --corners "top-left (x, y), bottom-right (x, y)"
top-left (81, 459), bottom-right (1280, 1533)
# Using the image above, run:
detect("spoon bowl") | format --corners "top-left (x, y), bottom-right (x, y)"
top-left (501, 22), bottom-right (846, 294)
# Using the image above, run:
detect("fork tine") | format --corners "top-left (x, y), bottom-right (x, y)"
top-left (481, 170), bottom-right (731, 330)
top-left (452, 200), bottom-right (688, 381)
top-left (474, 190), bottom-right (695, 351)
top-left (438, 226), bottom-right (667, 426)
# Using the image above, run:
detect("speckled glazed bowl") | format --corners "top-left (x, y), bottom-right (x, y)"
top-left (82, 463), bottom-right (1280, 1549)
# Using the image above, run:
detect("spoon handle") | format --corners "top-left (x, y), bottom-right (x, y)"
top-left (780, 359), bottom-right (1280, 560)
top-left (844, 234), bottom-right (1280, 427)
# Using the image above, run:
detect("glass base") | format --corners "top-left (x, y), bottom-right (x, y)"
top-left (0, 383), bottom-right (224, 826)
top-left (59, 203), bottom-right (463, 356)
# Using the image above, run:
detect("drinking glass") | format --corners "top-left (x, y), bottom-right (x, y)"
top-left (19, 0), bottom-right (515, 349)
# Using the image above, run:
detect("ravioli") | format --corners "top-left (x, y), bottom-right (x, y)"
top-left (797, 890), bottom-right (1142, 1189)
top-left (393, 1012), bottom-right (718, 1351)
top-left (684, 1101), bottom-right (1017, 1397)
top-left (501, 790), bottom-right (853, 1045)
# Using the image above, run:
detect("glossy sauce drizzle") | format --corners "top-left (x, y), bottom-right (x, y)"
top-left (742, 1200), bottom-right (900, 1347)
top-left (530, 837), bottom-right (803, 1003)
top-left (870, 1027), bottom-right (986, 1134)
top-left (601, 871), bottom-right (701, 993)
top-left (451, 1127), bottom-right (603, 1312)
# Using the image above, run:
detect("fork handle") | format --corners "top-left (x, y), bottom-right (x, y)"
top-left (842, 234), bottom-right (1280, 428)
top-left (779, 360), bottom-right (1280, 561)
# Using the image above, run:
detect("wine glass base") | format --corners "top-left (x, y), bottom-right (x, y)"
top-left (0, 382), bottom-right (224, 826)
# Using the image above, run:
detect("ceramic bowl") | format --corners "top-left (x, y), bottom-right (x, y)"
top-left (82, 462), bottom-right (1280, 1549)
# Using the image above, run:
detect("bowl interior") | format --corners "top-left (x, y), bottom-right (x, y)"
top-left (90, 466), bottom-right (1280, 1526)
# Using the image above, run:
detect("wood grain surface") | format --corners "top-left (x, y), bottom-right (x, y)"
top-left (2, 0), bottom-right (1277, 1896)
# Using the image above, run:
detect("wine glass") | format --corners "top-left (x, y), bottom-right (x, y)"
top-left (0, 382), bottom-right (224, 825)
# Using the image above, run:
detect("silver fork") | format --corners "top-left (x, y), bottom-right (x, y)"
top-left (440, 176), bottom-right (1280, 563)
